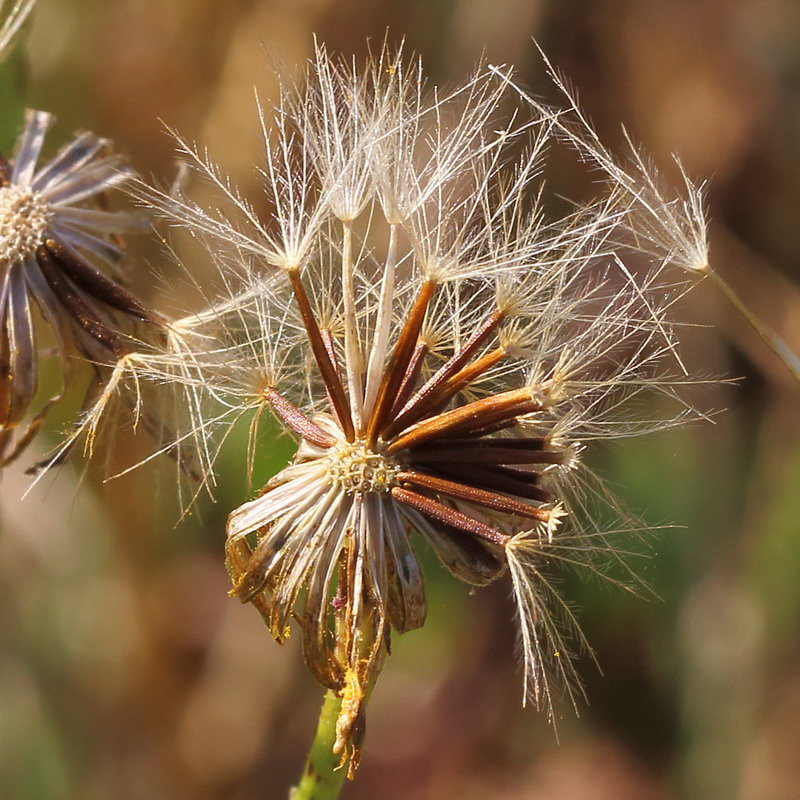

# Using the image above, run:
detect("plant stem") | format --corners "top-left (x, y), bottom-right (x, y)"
top-left (290, 690), bottom-right (349, 800)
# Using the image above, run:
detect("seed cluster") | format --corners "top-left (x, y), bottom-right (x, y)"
top-left (213, 45), bottom-right (711, 763)
top-left (0, 185), bottom-right (51, 267)
top-left (327, 439), bottom-right (400, 494)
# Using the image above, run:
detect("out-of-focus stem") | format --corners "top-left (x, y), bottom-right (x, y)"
top-left (290, 690), bottom-right (349, 800)
top-left (708, 268), bottom-right (800, 384)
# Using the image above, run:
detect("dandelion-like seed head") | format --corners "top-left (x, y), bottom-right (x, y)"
top-left (126, 42), bottom-right (710, 773)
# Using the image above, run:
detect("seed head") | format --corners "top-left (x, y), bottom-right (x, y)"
top-left (104, 43), bottom-right (709, 768)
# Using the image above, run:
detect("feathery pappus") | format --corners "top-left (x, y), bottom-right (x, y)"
top-left (115, 43), bottom-right (707, 772)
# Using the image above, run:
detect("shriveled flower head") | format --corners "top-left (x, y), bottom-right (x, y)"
top-left (130, 43), bottom-right (702, 770)
top-left (0, 109), bottom-right (156, 466)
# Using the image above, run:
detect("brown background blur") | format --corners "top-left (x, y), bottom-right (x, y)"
top-left (2, 1), bottom-right (800, 798)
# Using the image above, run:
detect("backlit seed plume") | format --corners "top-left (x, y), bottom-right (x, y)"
top-left (0, 109), bottom-right (160, 466)
top-left (492, 55), bottom-right (800, 385)
top-left (122, 43), bottom-right (704, 770)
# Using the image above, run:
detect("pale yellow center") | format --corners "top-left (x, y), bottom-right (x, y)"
top-left (0, 185), bottom-right (52, 266)
top-left (327, 439), bottom-right (400, 494)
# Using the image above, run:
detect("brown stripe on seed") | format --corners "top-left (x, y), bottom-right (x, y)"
top-left (288, 269), bottom-right (354, 441)
top-left (419, 436), bottom-right (548, 451)
top-left (391, 485), bottom-right (509, 546)
top-left (435, 399), bottom-right (543, 439)
top-left (385, 346), bottom-right (508, 438)
top-left (434, 346), bottom-right (507, 398)
top-left (365, 279), bottom-right (436, 445)
top-left (262, 386), bottom-right (336, 449)
top-left (388, 341), bottom-right (428, 420)
top-left (386, 310), bottom-right (504, 432)
top-left (407, 443), bottom-right (563, 465)
top-left (431, 463), bottom-right (554, 503)
top-left (397, 470), bottom-right (552, 522)
top-left (446, 416), bottom-right (526, 439)
top-left (386, 388), bottom-right (538, 453)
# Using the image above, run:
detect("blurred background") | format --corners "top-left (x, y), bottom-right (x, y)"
top-left (1, 0), bottom-right (800, 798)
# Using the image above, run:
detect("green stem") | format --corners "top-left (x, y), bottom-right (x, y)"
top-left (290, 690), bottom-right (350, 800)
